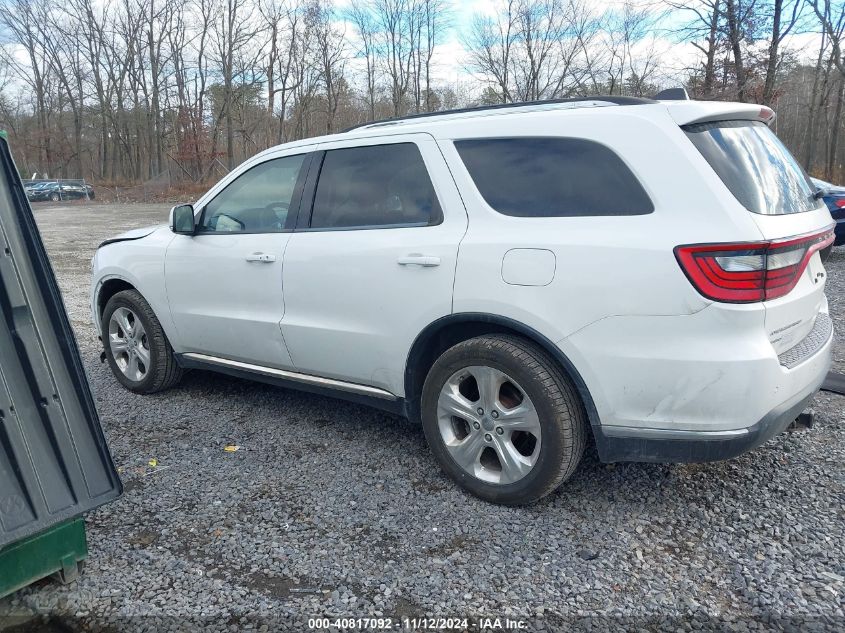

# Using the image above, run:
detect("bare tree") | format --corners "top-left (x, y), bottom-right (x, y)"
top-left (349, 0), bottom-right (379, 118)
top-left (373, 0), bottom-right (416, 116)
top-left (465, 0), bottom-right (595, 103)
top-left (275, 7), bottom-right (306, 143)
top-left (420, 0), bottom-right (448, 111)
top-left (309, 0), bottom-right (347, 133)
top-left (664, 0), bottom-right (723, 97)
top-left (761, 0), bottom-right (804, 104)
top-left (809, 0), bottom-right (845, 76)
top-left (40, 10), bottom-right (87, 178)
top-left (806, 0), bottom-right (844, 178)
top-left (605, 1), bottom-right (661, 96)
top-left (1, 0), bottom-right (55, 174)
top-left (723, 0), bottom-right (755, 101)
top-left (211, 0), bottom-right (262, 169)
top-left (464, 1), bottom-right (517, 103)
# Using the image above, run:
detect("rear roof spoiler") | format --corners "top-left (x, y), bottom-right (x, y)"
top-left (651, 87), bottom-right (776, 126)
top-left (665, 101), bottom-right (776, 127)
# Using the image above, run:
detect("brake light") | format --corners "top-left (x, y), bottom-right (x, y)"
top-left (835, 199), bottom-right (845, 208)
top-left (675, 227), bottom-right (835, 303)
top-left (758, 107), bottom-right (775, 123)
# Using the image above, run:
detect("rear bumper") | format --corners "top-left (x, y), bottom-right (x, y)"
top-left (595, 369), bottom-right (824, 462)
top-left (562, 304), bottom-right (833, 463)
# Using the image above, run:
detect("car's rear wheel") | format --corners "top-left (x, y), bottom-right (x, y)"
top-left (102, 290), bottom-right (182, 394)
top-left (421, 334), bottom-right (587, 505)
top-left (50, 192), bottom-right (60, 202)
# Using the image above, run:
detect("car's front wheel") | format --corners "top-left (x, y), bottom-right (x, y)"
top-left (421, 335), bottom-right (587, 505)
top-left (50, 192), bottom-right (60, 202)
top-left (102, 289), bottom-right (183, 394)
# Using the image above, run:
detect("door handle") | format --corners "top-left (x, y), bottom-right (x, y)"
top-left (398, 254), bottom-right (441, 267)
top-left (245, 252), bottom-right (276, 263)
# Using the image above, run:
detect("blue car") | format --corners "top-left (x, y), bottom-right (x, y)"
top-left (811, 177), bottom-right (845, 245)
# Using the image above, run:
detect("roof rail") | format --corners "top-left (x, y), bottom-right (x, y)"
top-left (343, 95), bottom-right (657, 132)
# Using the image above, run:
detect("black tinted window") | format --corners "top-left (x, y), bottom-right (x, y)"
top-left (684, 120), bottom-right (819, 215)
top-left (310, 143), bottom-right (441, 229)
top-left (199, 154), bottom-right (306, 233)
top-left (454, 137), bottom-right (653, 217)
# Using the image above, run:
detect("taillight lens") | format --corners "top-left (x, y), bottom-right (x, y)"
top-left (675, 226), bottom-right (835, 303)
top-left (835, 199), bottom-right (845, 208)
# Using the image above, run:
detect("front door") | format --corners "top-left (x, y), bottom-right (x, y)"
top-left (281, 135), bottom-right (467, 395)
top-left (165, 151), bottom-right (310, 368)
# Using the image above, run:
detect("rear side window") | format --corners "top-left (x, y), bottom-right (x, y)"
top-left (684, 120), bottom-right (819, 215)
top-left (454, 137), bottom-right (653, 217)
top-left (310, 143), bottom-right (442, 229)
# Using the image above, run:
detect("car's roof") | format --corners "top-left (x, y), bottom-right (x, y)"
top-left (251, 97), bottom-right (772, 160)
top-left (343, 96), bottom-right (655, 132)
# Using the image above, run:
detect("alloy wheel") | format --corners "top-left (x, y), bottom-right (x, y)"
top-left (108, 307), bottom-right (150, 382)
top-left (437, 365), bottom-right (541, 485)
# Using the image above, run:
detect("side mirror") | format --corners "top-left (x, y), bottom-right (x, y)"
top-left (170, 204), bottom-right (196, 235)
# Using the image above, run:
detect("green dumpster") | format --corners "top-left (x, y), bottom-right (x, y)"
top-left (0, 133), bottom-right (121, 598)
top-left (0, 520), bottom-right (88, 597)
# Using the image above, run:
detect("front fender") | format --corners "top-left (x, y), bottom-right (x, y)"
top-left (91, 230), bottom-right (178, 346)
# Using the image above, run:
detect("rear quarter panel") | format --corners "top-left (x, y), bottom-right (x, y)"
top-left (439, 105), bottom-right (765, 342)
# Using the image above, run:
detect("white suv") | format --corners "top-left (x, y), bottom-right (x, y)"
top-left (91, 97), bottom-right (835, 504)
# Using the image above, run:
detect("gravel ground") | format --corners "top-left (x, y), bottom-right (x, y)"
top-left (1, 202), bottom-right (844, 632)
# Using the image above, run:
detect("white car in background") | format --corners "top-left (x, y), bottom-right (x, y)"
top-left (91, 96), bottom-right (834, 504)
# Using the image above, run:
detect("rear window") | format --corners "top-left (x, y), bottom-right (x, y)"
top-left (454, 137), bottom-right (653, 217)
top-left (683, 120), bottom-right (819, 215)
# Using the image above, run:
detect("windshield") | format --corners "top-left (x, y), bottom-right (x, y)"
top-left (683, 120), bottom-right (821, 215)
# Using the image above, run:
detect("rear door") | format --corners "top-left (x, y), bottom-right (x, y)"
top-left (280, 134), bottom-right (467, 395)
top-left (0, 135), bottom-right (121, 548)
top-left (683, 120), bottom-right (835, 354)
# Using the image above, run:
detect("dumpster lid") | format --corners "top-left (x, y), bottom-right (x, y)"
top-left (0, 136), bottom-right (121, 549)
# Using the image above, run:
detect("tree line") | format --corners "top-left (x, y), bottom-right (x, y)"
top-left (0, 0), bottom-right (843, 185)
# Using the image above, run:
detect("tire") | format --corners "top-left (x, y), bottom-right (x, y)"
top-left (420, 334), bottom-right (587, 505)
top-left (50, 192), bottom-right (60, 202)
top-left (101, 289), bottom-right (183, 394)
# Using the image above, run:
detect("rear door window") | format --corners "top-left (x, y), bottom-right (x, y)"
top-left (309, 143), bottom-right (442, 229)
top-left (683, 120), bottom-right (820, 215)
top-left (453, 137), bottom-right (653, 217)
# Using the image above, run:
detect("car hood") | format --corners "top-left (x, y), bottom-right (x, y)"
top-left (99, 224), bottom-right (166, 248)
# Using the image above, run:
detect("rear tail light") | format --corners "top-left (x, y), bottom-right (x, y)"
top-left (835, 199), bottom-right (845, 208)
top-left (675, 226), bottom-right (834, 303)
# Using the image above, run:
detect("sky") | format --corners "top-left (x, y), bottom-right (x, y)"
top-left (333, 0), bottom-right (828, 92)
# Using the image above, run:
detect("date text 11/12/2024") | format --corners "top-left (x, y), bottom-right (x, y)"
top-left (308, 616), bottom-right (528, 630)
